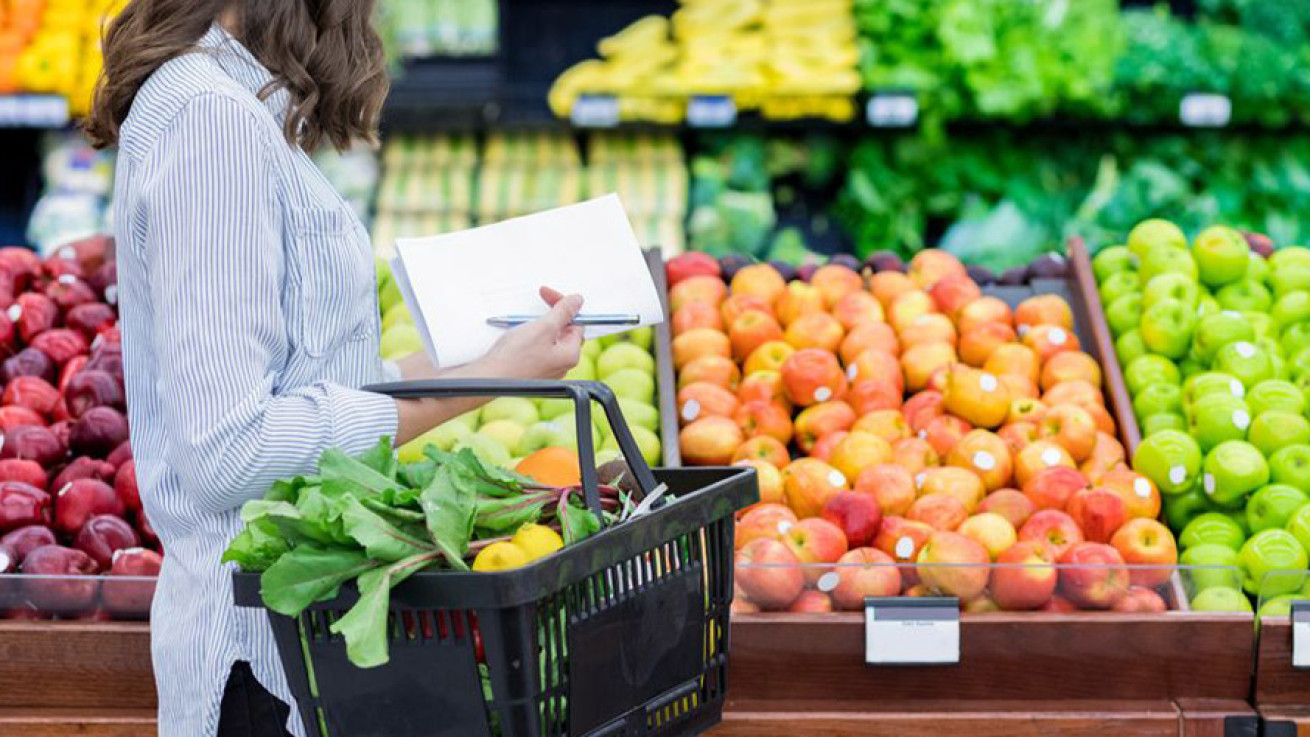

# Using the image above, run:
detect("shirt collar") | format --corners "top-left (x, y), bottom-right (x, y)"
top-left (195, 23), bottom-right (292, 127)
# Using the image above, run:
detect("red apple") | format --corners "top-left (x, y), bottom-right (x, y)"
top-left (821, 490), bottom-right (883, 548)
top-left (829, 547), bottom-right (901, 610)
top-left (735, 538), bottom-right (804, 611)
top-left (1057, 542), bottom-right (1129, 610)
top-left (991, 540), bottom-right (1057, 611)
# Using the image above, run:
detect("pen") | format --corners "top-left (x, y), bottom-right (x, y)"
top-left (486, 313), bottom-right (642, 329)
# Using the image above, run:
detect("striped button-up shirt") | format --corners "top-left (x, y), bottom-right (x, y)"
top-left (113, 24), bottom-right (398, 736)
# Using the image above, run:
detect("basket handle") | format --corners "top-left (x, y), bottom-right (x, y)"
top-left (364, 379), bottom-right (661, 524)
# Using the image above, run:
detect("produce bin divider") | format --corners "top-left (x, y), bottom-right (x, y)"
top-left (1253, 617), bottom-right (1310, 732)
top-left (646, 248), bottom-right (683, 467)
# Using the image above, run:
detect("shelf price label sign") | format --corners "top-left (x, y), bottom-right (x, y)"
top-left (687, 95), bottom-right (737, 128)
top-left (865, 597), bottom-right (959, 666)
top-left (1294, 601), bottom-right (1310, 670)
top-left (867, 93), bottom-right (918, 128)
top-left (1180, 93), bottom-right (1232, 128)
top-left (571, 94), bottom-right (621, 129)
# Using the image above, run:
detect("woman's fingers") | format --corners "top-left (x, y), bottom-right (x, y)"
top-left (543, 292), bottom-right (584, 333)
top-left (539, 286), bottom-right (566, 306)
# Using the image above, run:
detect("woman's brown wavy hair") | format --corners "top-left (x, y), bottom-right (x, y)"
top-left (86, 0), bottom-right (389, 152)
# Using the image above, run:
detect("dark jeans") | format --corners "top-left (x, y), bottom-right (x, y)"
top-left (217, 661), bottom-right (294, 737)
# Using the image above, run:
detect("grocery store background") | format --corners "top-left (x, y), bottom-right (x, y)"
top-left (8, 0), bottom-right (1308, 267)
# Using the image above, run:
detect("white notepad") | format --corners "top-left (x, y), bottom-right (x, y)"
top-left (390, 195), bottom-right (664, 368)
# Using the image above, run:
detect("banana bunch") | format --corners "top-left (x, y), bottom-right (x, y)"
top-left (548, 0), bottom-right (859, 123)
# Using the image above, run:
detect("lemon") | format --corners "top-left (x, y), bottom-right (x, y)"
top-left (472, 542), bottom-right (529, 572)
top-left (511, 524), bottom-right (564, 562)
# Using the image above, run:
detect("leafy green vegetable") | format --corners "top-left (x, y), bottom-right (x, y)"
top-left (259, 546), bottom-right (376, 617)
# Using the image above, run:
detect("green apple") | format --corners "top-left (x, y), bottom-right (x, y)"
top-left (379, 274), bottom-right (403, 313)
top-left (380, 324), bottom-right (423, 360)
top-left (596, 333), bottom-right (625, 349)
top-left (1249, 410), bottom-right (1310, 457)
top-left (567, 358), bottom-right (598, 382)
top-left (1143, 273), bottom-right (1200, 310)
top-left (1140, 246), bottom-right (1198, 284)
top-left (1134, 429), bottom-right (1202, 495)
top-left (1179, 357), bottom-right (1207, 380)
top-left (617, 398), bottom-right (660, 432)
top-left (539, 398), bottom-right (572, 421)
top-left (1166, 484), bottom-right (1215, 532)
top-left (594, 449), bottom-right (623, 466)
top-left (1247, 252), bottom-right (1270, 285)
top-left (1244, 312), bottom-right (1277, 340)
top-left (1271, 291), bottom-right (1310, 330)
top-left (1125, 355), bottom-right (1181, 395)
top-left (1215, 280), bottom-right (1273, 313)
top-left (479, 397), bottom-right (540, 427)
top-left (1182, 525), bottom-right (1242, 556)
top-left (374, 255), bottom-right (392, 288)
top-left (1128, 218), bottom-right (1188, 259)
top-left (451, 411), bottom-right (481, 433)
top-left (398, 421), bottom-right (470, 462)
top-left (515, 420), bottom-right (583, 456)
top-left (1192, 225), bottom-right (1250, 288)
top-left (1140, 298), bottom-right (1195, 359)
top-left (1183, 372), bottom-right (1246, 408)
top-left (1269, 245), bottom-right (1310, 271)
top-left (600, 425), bottom-right (662, 466)
top-left (1106, 293), bottom-right (1144, 338)
top-left (1187, 394), bottom-right (1250, 452)
top-left (1190, 586), bottom-right (1253, 613)
top-left (597, 342), bottom-right (656, 378)
top-left (1099, 271), bottom-right (1141, 306)
top-left (581, 340), bottom-right (603, 362)
top-left (1180, 544), bottom-right (1242, 593)
top-left (1245, 484), bottom-right (1309, 534)
top-left (1213, 341), bottom-right (1274, 389)
top-left (1269, 444), bottom-right (1310, 492)
top-left (1269, 264), bottom-right (1310, 299)
top-left (1196, 295), bottom-right (1221, 320)
top-left (1133, 382), bottom-right (1183, 422)
top-left (1288, 347), bottom-right (1310, 381)
top-left (1203, 440), bottom-right (1269, 506)
top-left (453, 433), bottom-right (512, 469)
top-left (1239, 529), bottom-right (1309, 597)
top-left (381, 304), bottom-right (414, 332)
top-left (1225, 508), bottom-right (1253, 537)
top-left (1287, 504), bottom-right (1310, 553)
top-left (1116, 330), bottom-right (1149, 368)
top-left (605, 368), bottom-right (656, 404)
top-left (1258, 594), bottom-right (1298, 618)
top-left (1281, 323), bottom-right (1310, 359)
top-left (1192, 311), bottom-right (1255, 364)
top-left (1093, 245), bottom-right (1137, 283)
top-left (476, 420), bottom-right (526, 454)
top-left (1248, 380), bottom-right (1307, 417)
top-left (625, 326), bottom-right (655, 351)
top-left (1143, 412), bottom-right (1187, 436)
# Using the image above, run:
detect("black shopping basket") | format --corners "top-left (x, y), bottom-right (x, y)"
top-left (234, 379), bottom-right (759, 737)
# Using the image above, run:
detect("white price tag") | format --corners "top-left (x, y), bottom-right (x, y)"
top-left (687, 95), bottom-right (737, 128)
top-left (865, 597), bottom-right (959, 665)
top-left (1180, 93), bottom-right (1232, 128)
top-left (1294, 602), bottom-right (1310, 670)
top-left (866, 94), bottom-right (919, 128)
top-left (571, 94), bottom-right (620, 129)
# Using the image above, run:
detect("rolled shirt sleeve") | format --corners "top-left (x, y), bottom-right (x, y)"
top-left (141, 93), bottom-right (397, 515)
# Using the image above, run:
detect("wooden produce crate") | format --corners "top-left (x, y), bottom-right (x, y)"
top-left (704, 252), bottom-right (1258, 735)
top-left (0, 622), bottom-right (157, 736)
top-left (1254, 614), bottom-right (1310, 735)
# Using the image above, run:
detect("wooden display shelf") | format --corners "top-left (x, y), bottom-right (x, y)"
top-left (1254, 618), bottom-right (1310, 736)
top-left (0, 709), bottom-right (157, 737)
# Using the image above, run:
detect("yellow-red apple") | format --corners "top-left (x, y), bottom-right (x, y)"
top-left (781, 348), bottom-right (848, 407)
top-left (679, 354), bottom-right (741, 391)
top-left (891, 437), bottom-right (939, 476)
top-left (782, 457), bottom-right (848, 518)
top-left (840, 321), bottom-right (899, 364)
top-left (1018, 509), bottom-right (1085, 559)
top-left (811, 264), bottom-right (865, 309)
top-left (680, 416), bottom-right (744, 466)
top-left (855, 463), bottom-right (917, 516)
top-left (908, 250), bottom-right (968, 290)
top-left (734, 400), bottom-right (793, 445)
top-left (902, 342), bottom-right (957, 393)
top-left (729, 310), bottom-right (784, 362)
top-left (677, 382), bottom-right (740, 425)
top-left (1057, 542), bottom-right (1128, 610)
top-left (991, 540), bottom-right (1057, 610)
top-left (908, 493), bottom-right (968, 531)
top-left (1110, 518), bottom-right (1177, 589)
top-left (730, 263), bottom-right (787, 304)
top-left (785, 312), bottom-right (845, 353)
top-left (794, 401), bottom-right (856, 454)
top-left (1041, 350), bottom-right (1102, 391)
top-left (1039, 403), bottom-right (1098, 462)
top-left (731, 435), bottom-right (791, 469)
top-left (822, 489), bottom-right (884, 547)
top-left (1014, 440), bottom-right (1076, 488)
top-left (853, 409), bottom-right (911, 444)
top-left (673, 301), bottom-right (723, 335)
top-left (829, 431), bottom-right (894, 484)
top-left (916, 530), bottom-right (990, 599)
top-left (832, 290), bottom-right (884, 331)
top-left (1066, 486), bottom-right (1128, 543)
top-left (978, 488), bottom-right (1034, 529)
top-left (1015, 294), bottom-right (1074, 332)
top-left (830, 547), bottom-right (902, 610)
top-left (670, 274), bottom-right (727, 312)
top-left (735, 538), bottom-right (804, 610)
top-left (959, 322), bottom-right (1017, 367)
top-left (1021, 465), bottom-right (1089, 511)
top-left (957, 296), bottom-right (1014, 334)
top-left (673, 328), bottom-right (731, 370)
top-left (735, 503), bottom-right (798, 550)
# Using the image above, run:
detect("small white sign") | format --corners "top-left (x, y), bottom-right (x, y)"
top-left (1294, 602), bottom-right (1310, 670)
top-left (1180, 93), bottom-right (1232, 128)
top-left (571, 94), bottom-right (620, 129)
top-left (867, 94), bottom-right (919, 128)
top-left (865, 597), bottom-right (959, 665)
top-left (687, 95), bottom-right (737, 128)
top-left (0, 95), bottom-right (69, 128)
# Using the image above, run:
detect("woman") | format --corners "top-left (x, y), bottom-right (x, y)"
top-left (86, 2), bottom-right (583, 735)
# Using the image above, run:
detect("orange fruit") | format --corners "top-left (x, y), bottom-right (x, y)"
top-left (515, 447), bottom-right (581, 487)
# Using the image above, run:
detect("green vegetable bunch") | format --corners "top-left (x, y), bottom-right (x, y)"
top-left (224, 439), bottom-right (607, 668)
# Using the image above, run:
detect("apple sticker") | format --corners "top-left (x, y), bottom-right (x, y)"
top-left (814, 387), bottom-right (833, 402)
top-left (1233, 410), bottom-right (1250, 430)
top-left (1231, 379), bottom-right (1245, 399)
top-left (979, 373), bottom-right (999, 393)
top-left (1049, 328), bottom-right (1068, 346)
top-left (847, 364), bottom-right (859, 381)
top-left (816, 572), bottom-right (839, 593)
top-left (6, 305), bottom-right (19, 322)
top-left (1134, 477), bottom-right (1152, 499)
top-left (1235, 342), bottom-right (1255, 359)
top-left (1169, 466), bottom-right (1186, 485)
top-left (680, 400), bottom-right (701, 423)
top-left (57, 274), bottom-right (77, 285)
top-left (828, 470), bottom-right (846, 488)
top-left (895, 536), bottom-right (914, 559)
top-left (777, 520), bottom-right (793, 535)
top-left (915, 472), bottom-right (926, 488)
top-left (1204, 474), bottom-right (1216, 495)
top-left (1041, 447), bottom-right (1062, 467)
top-left (973, 451), bottom-right (996, 471)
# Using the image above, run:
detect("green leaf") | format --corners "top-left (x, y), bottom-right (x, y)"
top-left (319, 448), bottom-right (401, 497)
top-left (357, 437), bottom-right (398, 480)
top-left (260, 546), bottom-right (377, 617)
top-left (294, 487), bottom-right (351, 544)
top-left (475, 494), bottom-right (548, 537)
top-left (558, 494), bottom-right (601, 547)
top-left (329, 552), bottom-right (437, 668)
top-left (341, 497), bottom-right (435, 562)
top-left (222, 518), bottom-right (290, 572)
top-left (241, 499), bottom-right (337, 546)
top-left (267, 475), bottom-right (316, 504)
top-left (419, 465), bottom-right (476, 571)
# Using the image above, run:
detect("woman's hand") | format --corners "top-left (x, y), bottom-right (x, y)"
top-left (480, 287), bottom-right (585, 380)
